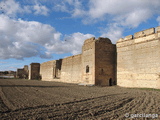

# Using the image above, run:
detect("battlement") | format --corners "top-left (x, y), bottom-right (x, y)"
top-left (84, 37), bottom-right (95, 44)
top-left (63, 54), bottom-right (81, 60)
top-left (84, 37), bottom-right (112, 44)
top-left (117, 26), bottom-right (160, 43)
top-left (41, 60), bottom-right (55, 65)
top-left (95, 37), bottom-right (112, 44)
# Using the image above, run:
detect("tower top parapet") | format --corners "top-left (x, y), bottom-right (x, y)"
top-left (117, 26), bottom-right (160, 43)
top-left (83, 37), bottom-right (112, 45)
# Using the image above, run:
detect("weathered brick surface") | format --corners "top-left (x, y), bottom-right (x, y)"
top-left (40, 59), bottom-right (62, 81)
top-left (95, 37), bottom-right (116, 86)
top-left (61, 54), bottom-right (82, 83)
top-left (16, 65), bottom-right (29, 79)
top-left (31, 26), bottom-right (160, 88)
top-left (134, 28), bottom-right (155, 38)
top-left (117, 27), bottom-right (160, 89)
top-left (40, 55), bottom-right (82, 83)
top-left (81, 37), bottom-right (95, 84)
top-left (40, 60), bottom-right (56, 81)
top-left (39, 37), bottom-right (116, 86)
top-left (29, 63), bottom-right (40, 80)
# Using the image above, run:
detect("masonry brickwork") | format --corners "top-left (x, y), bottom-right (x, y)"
top-left (29, 63), bottom-right (40, 80)
top-left (29, 26), bottom-right (160, 89)
top-left (81, 37), bottom-right (95, 84)
top-left (40, 60), bottom-right (62, 81)
top-left (61, 54), bottom-right (82, 83)
top-left (95, 38), bottom-right (116, 86)
top-left (40, 37), bottom-right (116, 86)
top-left (117, 26), bottom-right (160, 89)
top-left (16, 65), bottom-right (29, 79)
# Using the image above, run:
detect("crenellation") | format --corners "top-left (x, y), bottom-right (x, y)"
top-left (156, 26), bottom-right (160, 33)
top-left (117, 27), bottom-right (158, 45)
top-left (117, 38), bottom-right (124, 43)
top-left (134, 28), bottom-right (146, 39)
top-left (134, 34), bottom-right (157, 43)
top-left (96, 37), bottom-right (112, 44)
top-left (84, 37), bottom-right (95, 44)
top-left (124, 35), bottom-right (133, 40)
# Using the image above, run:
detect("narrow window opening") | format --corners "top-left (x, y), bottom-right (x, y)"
top-left (86, 65), bottom-right (89, 73)
top-left (101, 69), bottom-right (104, 74)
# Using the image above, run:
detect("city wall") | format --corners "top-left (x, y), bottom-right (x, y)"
top-left (117, 26), bottom-right (160, 89)
top-left (40, 60), bottom-right (62, 81)
top-left (16, 65), bottom-right (29, 79)
top-left (28, 26), bottom-right (160, 89)
top-left (40, 54), bottom-right (82, 83)
top-left (61, 54), bottom-right (82, 83)
top-left (40, 60), bottom-right (56, 81)
top-left (39, 37), bottom-right (116, 86)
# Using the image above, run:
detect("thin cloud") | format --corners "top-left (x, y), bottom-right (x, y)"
top-left (157, 16), bottom-right (160, 25)
top-left (0, 0), bottom-right (50, 17)
top-left (33, 3), bottom-right (49, 16)
top-left (0, 0), bottom-right (22, 17)
top-left (100, 23), bottom-right (124, 44)
top-left (0, 61), bottom-right (7, 64)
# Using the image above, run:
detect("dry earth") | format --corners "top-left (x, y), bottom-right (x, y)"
top-left (0, 79), bottom-right (160, 120)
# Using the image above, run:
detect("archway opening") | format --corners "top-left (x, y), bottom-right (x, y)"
top-left (109, 78), bottom-right (112, 86)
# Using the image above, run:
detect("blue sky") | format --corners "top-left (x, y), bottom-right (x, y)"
top-left (0, 0), bottom-right (160, 71)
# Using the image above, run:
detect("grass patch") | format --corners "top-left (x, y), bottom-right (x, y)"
top-left (128, 87), bottom-right (160, 91)
top-left (138, 88), bottom-right (160, 91)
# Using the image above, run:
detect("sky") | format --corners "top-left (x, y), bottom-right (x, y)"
top-left (0, 0), bottom-right (160, 71)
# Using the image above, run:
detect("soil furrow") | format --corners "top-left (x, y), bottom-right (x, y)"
top-left (0, 79), bottom-right (160, 120)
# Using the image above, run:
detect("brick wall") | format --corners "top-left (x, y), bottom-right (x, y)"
top-left (117, 27), bottom-right (160, 89)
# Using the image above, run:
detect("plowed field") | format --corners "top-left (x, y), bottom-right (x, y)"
top-left (0, 79), bottom-right (160, 120)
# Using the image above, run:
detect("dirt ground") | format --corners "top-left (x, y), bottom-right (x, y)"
top-left (0, 79), bottom-right (160, 120)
